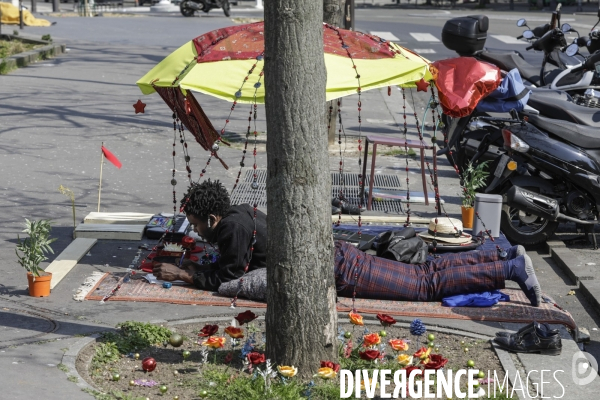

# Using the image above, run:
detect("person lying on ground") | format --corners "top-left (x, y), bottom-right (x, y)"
top-left (153, 180), bottom-right (541, 306)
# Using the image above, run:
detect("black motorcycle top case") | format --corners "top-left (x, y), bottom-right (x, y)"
top-left (442, 15), bottom-right (489, 56)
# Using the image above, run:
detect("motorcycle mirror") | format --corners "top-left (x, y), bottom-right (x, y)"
top-left (523, 30), bottom-right (535, 40)
top-left (561, 23), bottom-right (572, 33)
top-left (517, 18), bottom-right (527, 27)
top-left (565, 43), bottom-right (579, 57)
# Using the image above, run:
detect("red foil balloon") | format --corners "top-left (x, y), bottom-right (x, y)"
top-left (430, 57), bottom-right (501, 118)
top-left (142, 357), bottom-right (157, 372)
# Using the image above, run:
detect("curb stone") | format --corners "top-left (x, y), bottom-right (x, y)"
top-left (0, 35), bottom-right (66, 72)
top-left (61, 334), bottom-right (100, 392)
top-left (546, 240), bottom-right (596, 285)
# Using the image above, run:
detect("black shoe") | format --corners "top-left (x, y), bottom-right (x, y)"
top-left (496, 322), bottom-right (559, 338)
top-left (493, 322), bottom-right (562, 355)
top-left (332, 198), bottom-right (365, 215)
top-left (332, 206), bottom-right (342, 215)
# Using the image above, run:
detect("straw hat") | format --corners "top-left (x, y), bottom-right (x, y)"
top-left (417, 217), bottom-right (473, 244)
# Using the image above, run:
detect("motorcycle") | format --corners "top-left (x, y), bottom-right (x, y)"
top-left (438, 50), bottom-right (600, 172)
top-left (180, 0), bottom-right (230, 17)
top-left (479, 112), bottom-right (600, 247)
top-left (441, 9), bottom-right (600, 100)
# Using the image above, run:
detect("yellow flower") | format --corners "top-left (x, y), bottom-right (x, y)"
top-left (397, 354), bottom-right (414, 366)
top-left (348, 312), bottom-right (364, 326)
top-left (316, 367), bottom-right (337, 379)
top-left (277, 365), bottom-right (298, 378)
top-left (201, 336), bottom-right (226, 349)
top-left (360, 378), bottom-right (380, 391)
top-left (414, 346), bottom-right (431, 360)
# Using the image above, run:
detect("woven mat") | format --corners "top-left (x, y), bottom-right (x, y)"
top-left (85, 273), bottom-right (576, 330)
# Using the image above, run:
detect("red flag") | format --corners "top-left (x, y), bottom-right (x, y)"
top-left (101, 146), bottom-right (122, 169)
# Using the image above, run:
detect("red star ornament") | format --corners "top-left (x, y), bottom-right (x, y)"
top-left (133, 99), bottom-right (146, 114)
top-left (415, 79), bottom-right (429, 93)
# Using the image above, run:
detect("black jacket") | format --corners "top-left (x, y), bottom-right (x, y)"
top-left (192, 204), bottom-right (267, 291)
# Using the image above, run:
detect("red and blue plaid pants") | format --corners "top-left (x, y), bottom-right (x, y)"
top-left (334, 240), bottom-right (505, 301)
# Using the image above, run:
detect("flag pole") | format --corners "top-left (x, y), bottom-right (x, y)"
top-left (98, 142), bottom-right (104, 212)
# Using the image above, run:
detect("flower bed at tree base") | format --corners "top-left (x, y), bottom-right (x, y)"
top-left (76, 319), bottom-right (514, 400)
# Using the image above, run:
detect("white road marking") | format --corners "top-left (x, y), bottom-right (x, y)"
top-left (490, 35), bottom-right (527, 45)
top-left (410, 33), bottom-right (440, 42)
top-left (370, 31), bottom-right (400, 42)
top-left (413, 49), bottom-right (436, 54)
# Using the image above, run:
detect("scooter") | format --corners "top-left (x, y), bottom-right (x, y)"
top-left (180, 0), bottom-right (230, 17)
top-left (480, 112), bottom-right (600, 247)
top-left (442, 10), bottom-right (600, 100)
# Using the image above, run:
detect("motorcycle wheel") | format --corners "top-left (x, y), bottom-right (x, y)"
top-left (500, 203), bottom-right (559, 246)
top-left (222, 0), bottom-right (230, 17)
top-left (180, 3), bottom-right (196, 17)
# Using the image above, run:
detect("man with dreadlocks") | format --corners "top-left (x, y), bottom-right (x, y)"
top-left (155, 180), bottom-right (542, 308)
top-left (153, 179), bottom-right (267, 291)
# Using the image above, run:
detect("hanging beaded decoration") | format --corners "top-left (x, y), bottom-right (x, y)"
top-left (229, 57), bottom-right (264, 308)
top-left (401, 88), bottom-right (411, 227)
top-left (428, 86), bottom-right (507, 257)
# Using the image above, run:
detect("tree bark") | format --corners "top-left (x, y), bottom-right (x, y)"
top-left (264, 0), bottom-right (338, 377)
top-left (323, 0), bottom-right (344, 148)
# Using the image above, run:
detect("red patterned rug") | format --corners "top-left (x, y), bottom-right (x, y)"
top-left (85, 273), bottom-right (576, 331)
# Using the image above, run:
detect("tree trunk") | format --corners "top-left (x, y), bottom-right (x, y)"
top-left (323, 0), bottom-right (344, 148)
top-left (264, 0), bottom-right (338, 378)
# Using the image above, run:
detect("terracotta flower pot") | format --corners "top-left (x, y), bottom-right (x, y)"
top-left (461, 206), bottom-right (474, 229)
top-left (27, 272), bottom-right (52, 297)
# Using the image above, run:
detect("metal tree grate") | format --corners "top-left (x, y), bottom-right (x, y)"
top-left (230, 169), bottom-right (413, 212)
top-left (243, 169), bottom-right (402, 188)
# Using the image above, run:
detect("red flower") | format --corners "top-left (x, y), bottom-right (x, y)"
top-left (422, 354), bottom-right (448, 370)
top-left (224, 353), bottom-right (234, 364)
top-left (320, 361), bottom-right (340, 373)
top-left (404, 366), bottom-right (423, 378)
top-left (198, 324), bottom-right (219, 337)
top-left (376, 313), bottom-right (397, 327)
top-left (235, 310), bottom-right (258, 325)
top-left (359, 350), bottom-right (380, 361)
top-left (247, 352), bottom-right (266, 365)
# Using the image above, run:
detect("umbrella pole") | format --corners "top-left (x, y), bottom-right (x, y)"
top-left (98, 142), bottom-right (104, 212)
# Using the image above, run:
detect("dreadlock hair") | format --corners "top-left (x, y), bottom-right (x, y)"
top-left (180, 179), bottom-right (231, 220)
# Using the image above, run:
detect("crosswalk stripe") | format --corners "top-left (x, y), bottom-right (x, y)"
top-left (370, 31), bottom-right (400, 42)
top-left (410, 33), bottom-right (440, 42)
top-left (413, 49), bottom-right (436, 54)
top-left (490, 35), bottom-right (527, 45)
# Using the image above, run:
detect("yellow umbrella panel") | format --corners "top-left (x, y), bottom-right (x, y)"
top-left (137, 23), bottom-right (432, 104)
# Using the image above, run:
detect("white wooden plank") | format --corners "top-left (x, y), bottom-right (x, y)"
top-left (84, 212), bottom-right (154, 225)
top-left (75, 224), bottom-right (146, 241)
top-left (410, 33), bottom-right (440, 42)
top-left (370, 31), bottom-right (400, 42)
top-left (45, 238), bottom-right (97, 289)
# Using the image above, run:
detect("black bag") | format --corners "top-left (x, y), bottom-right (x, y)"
top-left (376, 227), bottom-right (428, 264)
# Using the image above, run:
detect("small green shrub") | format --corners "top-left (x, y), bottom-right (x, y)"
top-left (101, 321), bottom-right (172, 353)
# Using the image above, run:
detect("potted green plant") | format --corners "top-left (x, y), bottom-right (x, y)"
top-left (15, 219), bottom-right (56, 297)
top-left (460, 161), bottom-right (490, 229)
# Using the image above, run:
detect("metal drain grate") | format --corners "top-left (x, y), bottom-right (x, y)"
top-left (243, 169), bottom-right (402, 188)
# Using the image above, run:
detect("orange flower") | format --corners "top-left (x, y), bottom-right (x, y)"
top-left (388, 339), bottom-right (409, 352)
top-left (362, 333), bottom-right (381, 348)
top-left (348, 312), bottom-right (364, 326)
top-left (224, 326), bottom-right (245, 339)
top-left (413, 346), bottom-right (431, 360)
top-left (201, 336), bottom-right (226, 349)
